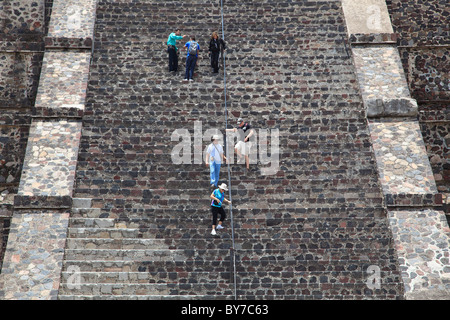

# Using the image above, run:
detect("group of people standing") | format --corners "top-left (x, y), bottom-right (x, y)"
top-left (166, 29), bottom-right (251, 236)
top-left (167, 29), bottom-right (226, 81)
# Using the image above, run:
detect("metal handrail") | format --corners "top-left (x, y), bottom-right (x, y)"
top-left (220, 0), bottom-right (238, 300)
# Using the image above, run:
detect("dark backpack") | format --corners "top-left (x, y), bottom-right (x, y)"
top-left (188, 41), bottom-right (198, 55)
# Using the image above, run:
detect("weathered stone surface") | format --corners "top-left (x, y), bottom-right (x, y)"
top-left (388, 209), bottom-right (450, 300)
top-left (0, 0), bottom-right (45, 37)
top-left (47, 0), bottom-right (97, 40)
top-left (369, 120), bottom-right (438, 197)
top-left (17, 120), bottom-right (82, 199)
top-left (349, 33), bottom-right (398, 45)
top-left (0, 212), bottom-right (70, 300)
top-left (352, 45), bottom-right (411, 104)
top-left (59, 0), bottom-right (404, 300)
top-left (366, 97), bottom-right (418, 118)
top-left (341, 0), bottom-right (394, 35)
top-left (34, 51), bottom-right (91, 118)
top-left (386, 0), bottom-right (449, 195)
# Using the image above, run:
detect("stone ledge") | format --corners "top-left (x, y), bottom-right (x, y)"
top-left (0, 40), bottom-right (45, 52)
top-left (385, 193), bottom-right (442, 207)
top-left (33, 106), bottom-right (84, 119)
top-left (33, 52), bottom-right (91, 118)
top-left (350, 33), bottom-right (398, 45)
top-left (13, 195), bottom-right (73, 209)
top-left (405, 288), bottom-right (450, 300)
top-left (366, 97), bottom-right (418, 118)
top-left (0, 33), bottom-right (44, 44)
top-left (44, 36), bottom-right (93, 50)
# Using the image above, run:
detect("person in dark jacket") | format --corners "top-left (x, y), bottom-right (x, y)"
top-left (208, 31), bottom-right (226, 74)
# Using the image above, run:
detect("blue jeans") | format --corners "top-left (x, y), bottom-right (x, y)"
top-left (185, 55), bottom-right (197, 79)
top-left (210, 162), bottom-right (221, 187)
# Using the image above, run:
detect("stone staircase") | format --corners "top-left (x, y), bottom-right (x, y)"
top-left (58, 0), bottom-right (404, 299)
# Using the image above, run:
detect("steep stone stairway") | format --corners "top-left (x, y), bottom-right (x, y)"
top-left (58, 0), bottom-right (404, 299)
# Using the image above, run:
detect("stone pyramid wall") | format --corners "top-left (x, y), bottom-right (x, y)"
top-left (0, 0), bottom-right (448, 300)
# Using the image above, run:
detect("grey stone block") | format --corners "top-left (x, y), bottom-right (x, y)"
top-left (366, 98), bottom-right (418, 118)
top-left (72, 198), bottom-right (92, 209)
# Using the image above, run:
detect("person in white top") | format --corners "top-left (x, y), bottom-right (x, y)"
top-left (205, 134), bottom-right (227, 188)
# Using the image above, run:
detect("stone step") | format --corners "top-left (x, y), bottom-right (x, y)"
top-left (68, 215), bottom-right (390, 229)
top-left (87, 73), bottom-right (357, 87)
top-left (74, 166), bottom-right (377, 180)
top-left (65, 236), bottom-right (394, 251)
top-left (75, 143), bottom-right (373, 161)
top-left (63, 247), bottom-right (398, 263)
top-left (78, 129), bottom-right (370, 141)
top-left (57, 281), bottom-right (401, 299)
top-left (81, 109), bottom-right (367, 122)
top-left (58, 294), bottom-right (231, 300)
top-left (66, 238), bottom-right (232, 250)
top-left (73, 187), bottom-right (382, 204)
top-left (77, 137), bottom-right (372, 151)
top-left (71, 206), bottom-right (387, 220)
top-left (74, 180), bottom-right (381, 194)
top-left (84, 97), bottom-right (361, 112)
top-left (57, 293), bottom-right (400, 300)
top-left (63, 248), bottom-right (232, 261)
top-left (57, 282), bottom-right (235, 297)
top-left (59, 271), bottom-right (231, 284)
top-left (92, 58), bottom-right (353, 72)
top-left (66, 219), bottom-right (391, 235)
top-left (68, 219), bottom-right (389, 240)
top-left (70, 204), bottom-right (387, 220)
top-left (79, 116), bottom-right (367, 129)
top-left (84, 101), bottom-right (362, 115)
top-left (62, 255), bottom-right (399, 274)
top-left (74, 167), bottom-right (371, 180)
top-left (69, 195), bottom-right (383, 211)
top-left (75, 148), bottom-right (374, 162)
top-left (59, 270), bottom-right (401, 285)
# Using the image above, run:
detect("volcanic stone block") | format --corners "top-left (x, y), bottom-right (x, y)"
top-left (0, 0), bottom-right (45, 36)
top-left (33, 51), bottom-right (91, 118)
top-left (0, 212), bottom-right (70, 300)
top-left (341, 0), bottom-right (394, 35)
top-left (45, 0), bottom-right (97, 49)
top-left (15, 120), bottom-right (82, 208)
top-left (369, 120), bottom-right (438, 203)
top-left (388, 209), bottom-right (450, 300)
top-left (366, 97), bottom-right (418, 118)
top-left (352, 45), bottom-right (411, 106)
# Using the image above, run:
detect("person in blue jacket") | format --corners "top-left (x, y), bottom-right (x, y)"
top-left (209, 183), bottom-right (231, 235)
top-left (184, 36), bottom-right (200, 81)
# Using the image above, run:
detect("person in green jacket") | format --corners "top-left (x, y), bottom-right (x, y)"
top-left (167, 29), bottom-right (187, 72)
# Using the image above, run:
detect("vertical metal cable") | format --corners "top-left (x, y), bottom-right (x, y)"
top-left (220, 0), bottom-right (237, 300)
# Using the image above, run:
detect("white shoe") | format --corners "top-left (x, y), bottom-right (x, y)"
top-left (216, 225), bottom-right (224, 230)
top-left (211, 229), bottom-right (216, 235)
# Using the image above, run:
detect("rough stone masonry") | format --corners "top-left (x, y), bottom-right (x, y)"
top-left (342, 0), bottom-right (450, 299)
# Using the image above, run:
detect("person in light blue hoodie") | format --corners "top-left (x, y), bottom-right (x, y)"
top-left (167, 29), bottom-right (186, 72)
